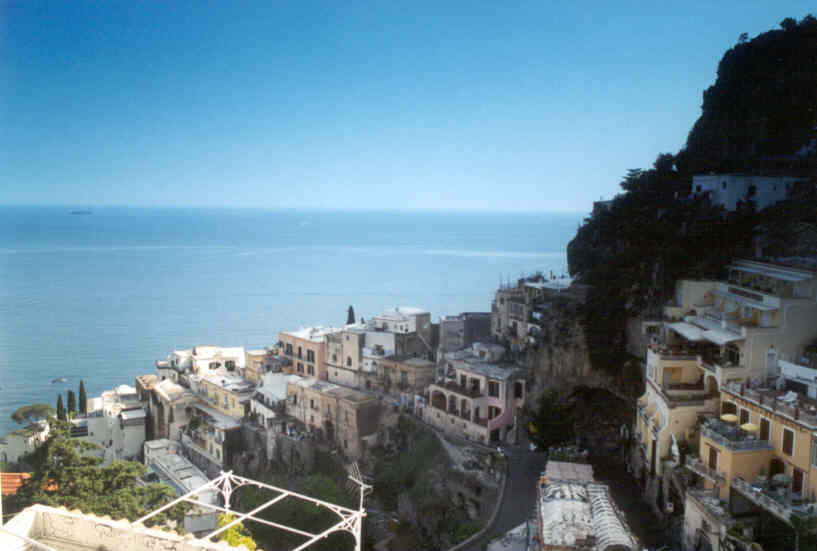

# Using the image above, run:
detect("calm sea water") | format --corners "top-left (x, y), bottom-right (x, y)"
top-left (0, 206), bottom-right (581, 436)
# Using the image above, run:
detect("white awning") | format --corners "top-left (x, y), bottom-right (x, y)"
top-left (713, 289), bottom-right (777, 311)
top-left (685, 316), bottom-right (721, 331)
top-left (702, 328), bottom-right (744, 346)
top-left (668, 322), bottom-right (704, 341)
top-left (730, 263), bottom-right (813, 282)
top-left (120, 408), bottom-right (147, 421)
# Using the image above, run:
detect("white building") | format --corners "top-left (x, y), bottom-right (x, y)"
top-left (157, 345), bottom-right (247, 381)
top-left (71, 384), bottom-right (147, 464)
top-left (143, 439), bottom-right (218, 534)
top-left (369, 306), bottom-right (430, 334)
top-left (537, 461), bottom-right (638, 551)
top-left (251, 372), bottom-right (302, 428)
top-left (0, 420), bottom-right (49, 464)
top-left (692, 174), bottom-right (801, 211)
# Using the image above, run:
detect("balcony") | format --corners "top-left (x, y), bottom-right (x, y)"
top-left (437, 381), bottom-right (483, 398)
top-left (687, 487), bottom-right (735, 528)
top-left (701, 423), bottom-right (773, 452)
top-left (725, 383), bottom-right (817, 428)
top-left (684, 456), bottom-right (726, 485)
top-left (731, 476), bottom-right (817, 524)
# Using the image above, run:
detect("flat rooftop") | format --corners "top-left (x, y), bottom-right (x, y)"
top-left (282, 326), bottom-right (343, 342)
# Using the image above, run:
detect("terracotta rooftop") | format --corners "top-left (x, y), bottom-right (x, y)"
top-left (1, 472), bottom-right (31, 496)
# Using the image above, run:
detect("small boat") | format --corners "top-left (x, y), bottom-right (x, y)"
top-left (51, 377), bottom-right (67, 384)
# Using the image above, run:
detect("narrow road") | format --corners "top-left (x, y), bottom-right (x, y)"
top-left (464, 444), bottom-right (548, 551)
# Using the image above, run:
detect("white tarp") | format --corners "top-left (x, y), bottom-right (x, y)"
top-left (668, 322), bottom-right (704, 341)
top-left (702, 328), bottom-right (744, 345)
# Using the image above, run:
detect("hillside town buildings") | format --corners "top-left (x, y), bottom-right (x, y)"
top-left (627, 258), bottom-right (817, 551)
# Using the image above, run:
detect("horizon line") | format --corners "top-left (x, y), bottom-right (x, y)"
top-left (0, 203), bottom-right (590, 215)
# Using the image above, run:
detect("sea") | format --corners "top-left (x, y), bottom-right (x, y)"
top-left (0, 206), bottom-right (582, 437)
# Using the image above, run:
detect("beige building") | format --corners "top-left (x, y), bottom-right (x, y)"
top-left (244, 348), bottom-right (290, 384)
top-left (279, 325), bottom-right (342, 380)
top-left (147, 378), bottom-right (198, 441)
top-left (378, 356), bottom-right (437, 395)
top-left (285, 379), bottom-right (381, 459)
top-left (492, 277), bottom-right (570, 346)
top-left (181, 402), bottom-right (243, 477)
top-left (682, 380), bottom-right (817, 551)
top-left (635, 260), bottom-right (817, 478)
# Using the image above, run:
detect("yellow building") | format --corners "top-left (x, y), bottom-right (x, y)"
top-left (682, 381), bottom-right (817, 550)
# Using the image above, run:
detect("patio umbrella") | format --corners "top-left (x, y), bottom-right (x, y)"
top-left (741, 422), bottom-right (759, 432)
top-left (721, 413), bottom-right (739, 423)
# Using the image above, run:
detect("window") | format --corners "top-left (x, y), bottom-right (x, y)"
top-left (514, 382), bottom-right (523, 399)
top-left (726, 344), bottom-right (740, 365)
top-left (783, 428), bottom-right (795, 456)
top-left (225, 360), bottom-right (235, 371)
top-left (297, 346), bottom-right (302, 359)
top-left (332, 354), bottom-right (337, 362)
top-left (460, 374), bottom-right (467, 387)
top-left (760, 417), bottom-right (770, 441)
top-left (308, 365), bottom-right (314, 375)
top-left (345, 410), bottom-right (349, 423)
top-left (307, 350), bottom-right (315, 363)
top-left (297, 363), bottom-right (304, 373)
top-left (310, 399), bottom-right (315, 409)
top-left (488, 381), bottom-right (500, 398)
top-left (291, 395), bottom-right (297, 405)
top-left (347, 357), bottom-right (352, 367)
top-left (721, 401), bottom-right (737, 415)
top-left (209, 362), bottom-right (219, 370)
top-left (811, 436), bottom-right (817, 468)
top-left (739, 408), bottom-right (749, 425)
top-left (285, 344), bottom-right (293, 356)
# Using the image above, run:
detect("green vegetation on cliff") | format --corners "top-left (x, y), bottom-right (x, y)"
top-left (567, 15), bottom-right (817, 379)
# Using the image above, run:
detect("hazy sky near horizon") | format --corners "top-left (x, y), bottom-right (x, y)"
top-left (2, 2), bottom-right (814, 212)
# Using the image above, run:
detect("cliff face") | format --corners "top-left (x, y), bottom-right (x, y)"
top-left (526, 293), bottom-right (644, 401)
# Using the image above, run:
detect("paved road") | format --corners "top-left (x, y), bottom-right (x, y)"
top-left (465, 444), bottom-right (548, 551)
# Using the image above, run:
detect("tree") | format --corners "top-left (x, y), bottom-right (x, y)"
top-left (216, 514), bottom-right (258, 550)
top-left (9, 419), bottom-right (188, 527)
top-left (11, 403), bottom-right (53, 425)
top-left (56, 394), bottom-right (66, 421)
top-left (780, 17), bottom-right (797, 31)
top-left (738, 32), bottom-right (748, 43)
top-left (79, 380), bottom-right (87, 415)
top-left (527, 389), bottom-right (573, 450)
top-left (66, 390), bottom-right (76, 417)
top-left (347, 305), bottom-right (355, 325)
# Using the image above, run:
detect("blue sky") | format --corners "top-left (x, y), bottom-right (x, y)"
top-left (1, 2), bottom-right (814, 212)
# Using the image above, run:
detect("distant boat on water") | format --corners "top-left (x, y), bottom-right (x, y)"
top-left (51, 377), bottom-right (67, 384)
top-left (69, 210), bottom-right (93, 215)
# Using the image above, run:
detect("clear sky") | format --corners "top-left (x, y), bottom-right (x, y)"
top-left (1, 2), bottom-right (814, 212)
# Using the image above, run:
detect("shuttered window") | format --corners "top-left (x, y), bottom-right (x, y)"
top-left (783, 428), bottom-right (795, 456)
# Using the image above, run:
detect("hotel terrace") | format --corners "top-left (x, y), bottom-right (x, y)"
top-left (636, 260), bottom-right (817, 478)
top-left (682, 379), bottom-right (817, 551)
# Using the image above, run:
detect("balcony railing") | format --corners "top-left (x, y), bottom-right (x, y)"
top-left (702, 426), bottom-right (773, 452)
top-left (730, 476), bottom-right (814, 524)
top-left (436, 381), bottom-right (483, 398)
top-left (684, 456), bottom-right (726, 484)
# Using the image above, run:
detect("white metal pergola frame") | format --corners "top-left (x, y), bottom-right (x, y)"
top-left (136, 468), bottom-right (371, 551)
